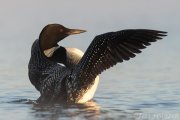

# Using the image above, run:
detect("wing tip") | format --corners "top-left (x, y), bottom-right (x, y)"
top-left (157, 31), bottom-right (167, 36)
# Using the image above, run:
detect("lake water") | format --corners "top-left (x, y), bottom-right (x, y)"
top-left (1, 68), bottom-right (180, 120)
top-left (0, 0), bottom-right (180, 120)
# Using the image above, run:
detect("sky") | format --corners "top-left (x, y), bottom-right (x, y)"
top-left (0, 0), bottom-right (179, 80)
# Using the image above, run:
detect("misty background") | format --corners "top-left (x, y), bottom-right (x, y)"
top-left (0, 0), bottom-right (179, 89)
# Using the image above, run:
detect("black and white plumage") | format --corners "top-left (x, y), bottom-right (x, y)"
top-left (28, 24), bottom-right (167, 104)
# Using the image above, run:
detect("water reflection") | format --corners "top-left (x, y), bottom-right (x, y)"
top-left (31, 100), bottom-right (101, 120)
top-left (3, 79), bottom-right (180, 120)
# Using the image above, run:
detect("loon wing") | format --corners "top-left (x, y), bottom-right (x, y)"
top-left (75, 29), bottom-right (167, 82)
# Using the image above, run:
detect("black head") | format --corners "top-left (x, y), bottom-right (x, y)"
top-left (39, 24), bottom-right (86, 51)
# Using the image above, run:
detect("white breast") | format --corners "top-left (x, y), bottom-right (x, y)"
top-left (65, 47), bottom-right (84, 57)
top-left (65, 48), bottom-right (100, 103)
top-left (78, 75), bottom-right (100, 103)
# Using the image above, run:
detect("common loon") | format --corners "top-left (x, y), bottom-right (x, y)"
top-left (28, 24), bottom-right (167, 104)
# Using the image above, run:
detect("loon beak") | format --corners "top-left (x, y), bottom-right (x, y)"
top-left (67, 28), bottom-right (86, 35)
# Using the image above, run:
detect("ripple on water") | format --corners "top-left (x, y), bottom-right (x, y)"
top-left (0, 79), bottom-right (180, 120)
top-left (9, 99), bottom-right (37, 104)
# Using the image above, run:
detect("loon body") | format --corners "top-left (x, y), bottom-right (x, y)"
top-left (28, 24), bottom-right (167, 104)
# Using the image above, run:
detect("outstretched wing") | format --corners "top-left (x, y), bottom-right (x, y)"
top-left (74, 29), bottom-right (167, 82)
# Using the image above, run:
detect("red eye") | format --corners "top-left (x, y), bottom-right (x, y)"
top-left (60, 29), bottom-right (63, 32)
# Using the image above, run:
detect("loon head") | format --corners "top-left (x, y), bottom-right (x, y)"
top-left (39, 24), bottom-right (86, 51)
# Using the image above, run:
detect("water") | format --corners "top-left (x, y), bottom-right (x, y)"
top-left (1, 57), bottom-right (180, 120)
top-left (0, 0), bottom-right (180, 120)
top-left (1, 75), bottom-right (180, 120)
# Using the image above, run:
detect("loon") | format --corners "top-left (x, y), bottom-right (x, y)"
top-left (28, 24), bottom-right (167, 104)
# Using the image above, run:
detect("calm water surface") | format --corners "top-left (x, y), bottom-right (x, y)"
top-left (0, 67), bottom-right (180, 120)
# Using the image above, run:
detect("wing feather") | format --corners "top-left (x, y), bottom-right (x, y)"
top-left (73, 29), bottom-right (167, 85)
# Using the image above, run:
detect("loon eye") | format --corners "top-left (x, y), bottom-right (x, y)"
top-left (60, 29), bottom-right (63, 32)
